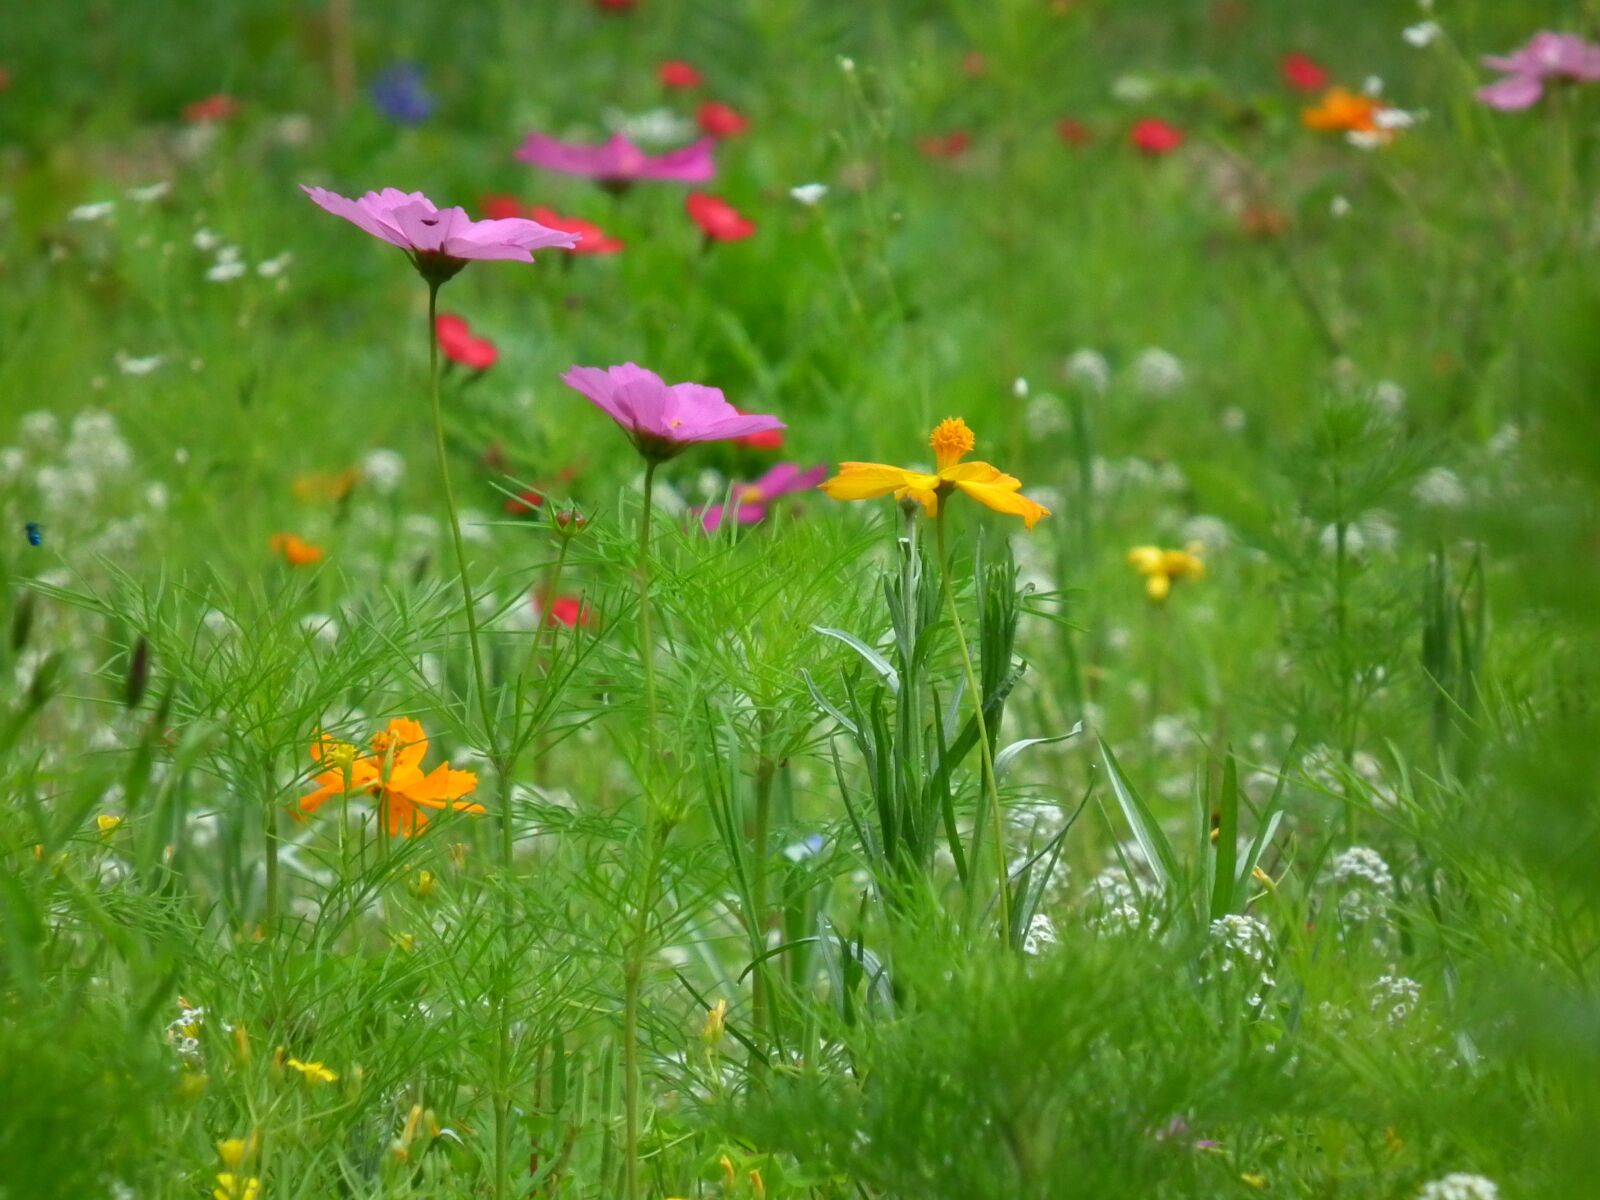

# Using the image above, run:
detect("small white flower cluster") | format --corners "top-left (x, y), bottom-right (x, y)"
top-left (1403, 21), bottom-right (1442, 48)
top-left (1317, 512), bottom-right (1398, 558)
top-left (1329, 846), bottom-right (1395, 923)
top-left (604, 106), bottom-right (698, 148)
top-left (1414, 466), bottom-right (1468, 510)
top-left (1132, 348), bottom-right (1186, 397)
top-left (1063, 348), bottom-right (1110, 395)
top-left (164, 1001), bottom-right (207, 1063)
top-left (1084, 867), bottom-right (1143, 935)
top-left (1206, 913), bottom-right (1276, 1007)
top-left (1370, 972), bottom-right (1421, 1025)
top-left (360, 448), bottom-right (406, 495)
top-left (790, 182), bottom-right (828, 206)
top-left (194, 228), bottom-right (291, 284)
top-left (31, 410), bottom-right (134, 513)
top-left (1417, 1174), bottom-right (1499, 1200)
top-left (1022, 912), bottom-right (1059, 956)
top-left (1091, 456), bottom-right (1188, 498)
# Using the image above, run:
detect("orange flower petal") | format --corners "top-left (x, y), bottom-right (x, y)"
top-left (951, 480), bottom-right (1051, 528)
top-left (821, 463), bottom-right (935, 501)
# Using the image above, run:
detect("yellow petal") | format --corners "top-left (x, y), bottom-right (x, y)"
top-left (939, 459), bottom-right (1018, 487)
top-left (896, 485), bottom-right (941, 516)
top-left (820, 463), bottom-right (934, 501)
top-left (1145, 572), bottom-right (1172, 601)
top-left (951, 480), bottom-right (1051, 528)
top-left (1127, 545), bottom-right (1164, 574)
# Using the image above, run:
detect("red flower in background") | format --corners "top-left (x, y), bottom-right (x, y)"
top-left (917, 130), bottom-right (972, 160)
top-left (1130, 118), bottom-right (1185, 156)
top-left (962, 51), bottom-right (988, 79)
top-left (530, 207), bottom-right (625, 254)
top-left (735, 411), bottom-right (784, 450)
top-left (504, 488), bottom-right (545, 515)
top-left (534, 590), bottom-right (593, 629)
top-left (1057, 117), bottom-right (1092, 147)
top-left (435, 314), bottom-right (498, 371)
top-left (659, 60), bottom-right (702, 88)
top-left (697, 101), bottom-right (749, 138)
top-left (479, 194), bottom-right (526, 221)
top-left (184, 94), bottom-right (239, 123)
top-left (1281, 52), bottom-right (1330, 93)
top-left (686, 192), bottom-right (756, 242)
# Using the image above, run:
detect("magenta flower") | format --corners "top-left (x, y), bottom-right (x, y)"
top-left (300, 185), bottom-right (578, 283)
top-left (699, 462), bottom-right (828, 532)
top-left (1478, 32), bottom-right (1600, 110)
top-left (561, 363), bottom-right (783, 462)
top-left (515, 133), bottom-right (716, 190)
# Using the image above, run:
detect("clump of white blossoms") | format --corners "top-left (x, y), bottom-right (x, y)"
top-left (1084, 867), bottom-right (1143, 936)
top-left (1022, 913), bottom-right (1059, 956)
top-left (789, 182), bottom-right (828, 206)
top-left (1370, 972), bottom-right (1422, 1025)
top-left (1062, 348), bottom-right (1110, 395)
top-left (360, 448), bottom-right (406, 495)
top-left (1206, 914), bottom-right (1276, 1008)
top-left (1132, 348), bottom-right (1186, 397)
top-left (1417, 1174), bottom-right (1499, 1200)
top-left (1329, 846), bottom-right (1395, 923)
top-left (1414, 466), bottom-right (1468, 510)
top-left (164, 1000), bottom-right (208, 1064)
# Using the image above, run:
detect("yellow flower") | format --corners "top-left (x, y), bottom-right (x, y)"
top-left (96, 814), bottom-right (123, 835)
top-left (702, 998), bottom-right (728, 1046)
top-left (1127, 544), bottom-right (1204, 602)
top-left (216, 1131), bottom-right (258, 1169)
top-left (212, 1173), bottom-right (260, 1200)
top-left (286, 1057), bottom-right (339, 1084)
top-left (821, 417), bottom-right (1051, 528)
top-left (409, 869), bottom-right (438, 899)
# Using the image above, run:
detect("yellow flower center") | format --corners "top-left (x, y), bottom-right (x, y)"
top-left (327, 740), bottom-right (358, 770)
top-left (929, 417), bottom-right (975, 466)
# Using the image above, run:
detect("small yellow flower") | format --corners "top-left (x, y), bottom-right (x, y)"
top-left (212, 1172), bottom-right (260, 1200)
top-left (216, 1131), bottom-right (258, 1169)
top-left (821, 417), bottom-right (1051, 528)
top-left (1127, 543), bottom-right (1204, 602)
top-left (1251, 866), bottom-right (1276, 891)
top-left (96, 814), bottom-right (123, 835)
top-left (702, 998), bottom-right (728, 1046)
top-left (390, 931), bottom-right (417, 954)
top-left (409, 869), bottom-right (438, 899)
top-left (286, 1057), bottom-right (339, 1084)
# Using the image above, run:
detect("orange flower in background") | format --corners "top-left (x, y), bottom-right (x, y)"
top-left (821, 417), bottom-right (1051, 528)
top-left (300, 717), bottom-right (483, 836)
top-left (269, 532), bottom-right (324, 566)
top-left (1301, 86), bottom-right (1384, 135)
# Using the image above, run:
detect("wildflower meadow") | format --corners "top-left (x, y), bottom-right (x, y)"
top-left (4, 3), bottom-right (1600, 1198)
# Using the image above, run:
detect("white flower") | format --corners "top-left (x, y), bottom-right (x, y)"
top-left (256, 253), bottom-right (293, 278)
top-left (838, 56), bottom-right (856, 73)
top-left (115, 352), bottom-right (165, 376)
top-left (1417, 1175), bottom-right (1499, 1200)
top-left (459, 508), bottom-right (493, 545)
top-left (1330, 194), bottom-right (1352, 219)
top-left (1206, 914), bottom-right (1277, 1005)
top-left (0, 447), bottom-right (23, 485)
top-left (1371, 380), bottom-right (1407, 414)
top-left (1022, 913), bottom-right (1059, 956)
top-left (1414, 466), bottom-right (1467, 509)
top-left (68, 201), bottom-right (115, 222)
top-left (360, 448), bottom-right (405, 494)
top-left (126, 181), bottom-right (172, 203)
top-left (1182, 515), bottom-right (1232, 551)
top-left (1062, 348), bottom-right (1110, 395)
top-left (403, 513), bottom-right (440, 542)
top-left (1111, 74), bottom-right (1155, 103)
top-left (1370, 973), bottom-right (1422, 1024)
top-left (604, 106), bottom-right (697, 148)
top-left (1487, 423), bottom-right (1520, 457)
top-left (206, 259), bottom-right (247, 283)
top-left (1330, 846), bottom-right (1394, 894)
top-left (1026, 395), bottom-right (1068, 436)
top-left (1347, 130), bottom-right (1387, 150)
top-left (19, 411), bottom-right (60, 445)
top-left (789, 182), bottom-right (828, 206)
top-left (1363, 75), bottom-right (1384, 96)
top-left (1403, 21), bottom-right (1441, 47)
top-left (192, 228), bottom-right (221, 251)
top-left (145, 483), bottom-right (169, 510)
top-left (1221, 405), bottom-right (1247, 432)
top-left (1150, 715), bottom-right (1193, 754)
top-left (1375, 108), bottom-right (1418, 131)
top-left (1084, 868), bottom-right (1143, 935)
top-left (1132, 348), bottom-right (1186, 396)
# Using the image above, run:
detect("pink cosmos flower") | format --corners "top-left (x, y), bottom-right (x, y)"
top-left (699, 462), bottom-right (828, 532)
top-left (1131, 118), bottom-right (1185, 155)
top-left (435, 313), bottom-right (498, 371)
top-left (301, 186), bottom-right (578, 283)
top-left (561, 363), bottom-right (784, 462)
top-left (514, 133), bottom-right (716, 189)
top-left (1478, 32), bottom-right (1600, 110)
top-left (686, 192), bottom-right (756, 242)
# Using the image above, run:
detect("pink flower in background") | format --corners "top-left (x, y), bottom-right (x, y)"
top-left (699, 462), bottom-right (828, 532)
top-left (515, 133), bottom-right (716, 188)
top-left (697, 101), bottom-right (749, 138)
top-left (301, 186), bottom-right (577, 282)
top-left (435, 313), bottom-right (498, 371)
top-left (659, 60), bottom-right (702, 89)
top-left (561, 363), bottom-right (783, 461)
top-left (1478, 32), bottom-right (1600, 110)
top-left (1280, 52), bottom-right (1329, 93)
top-left (1130, 117), bottom-right (1185, 155)
top-left (686, 192), bottom-right (756, 241)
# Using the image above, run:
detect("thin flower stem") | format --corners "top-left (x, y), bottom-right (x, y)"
top-left (424, 281), bottom-right (513, 1199)
top-left (623, 459), bottom-right (660, 1200)
top-left (935, 510), bottom-right (1011, 945)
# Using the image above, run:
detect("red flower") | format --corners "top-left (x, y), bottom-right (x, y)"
top-left (686, 192), bottom-right (756, 242)
top-left (504, 488), bottom-right (545, 515)
top-left (183, 94), bottom-right (239, 123)
top-left (697, 101), bottom-right (749, 138)
top-left (479, 194), bottom-right (527, 221)
top-left (530, 207), bottom-right (625, 254)
top-left (435, 314), bottom-right (498, 371)
top-left (962, 51), bottom-right (988, 79)
top-left (1130, 118), bottom-right (1184, 156)
top-left (1280, 52), bottom-right (1329, 93)
top-left (659, 60), bottom-right (702, 89)
top-left (736, 427), bottom-right (784, 451)
top-left (916, 130), bottom-right (972, 160)
top-left (534, 590), bottom-right (593, 629)
top-left (1057, 117), bottom-right (1092, 147)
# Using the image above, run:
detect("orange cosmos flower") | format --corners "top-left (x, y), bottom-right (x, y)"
top-left (1301, 86), bottom-right (1385, 134)
top-left (269, 532), bottom-right (325, 566)
top-left (820, 417), bottom-right (1051, 528)
top-left (300, 717), bottom-right (483, 837)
